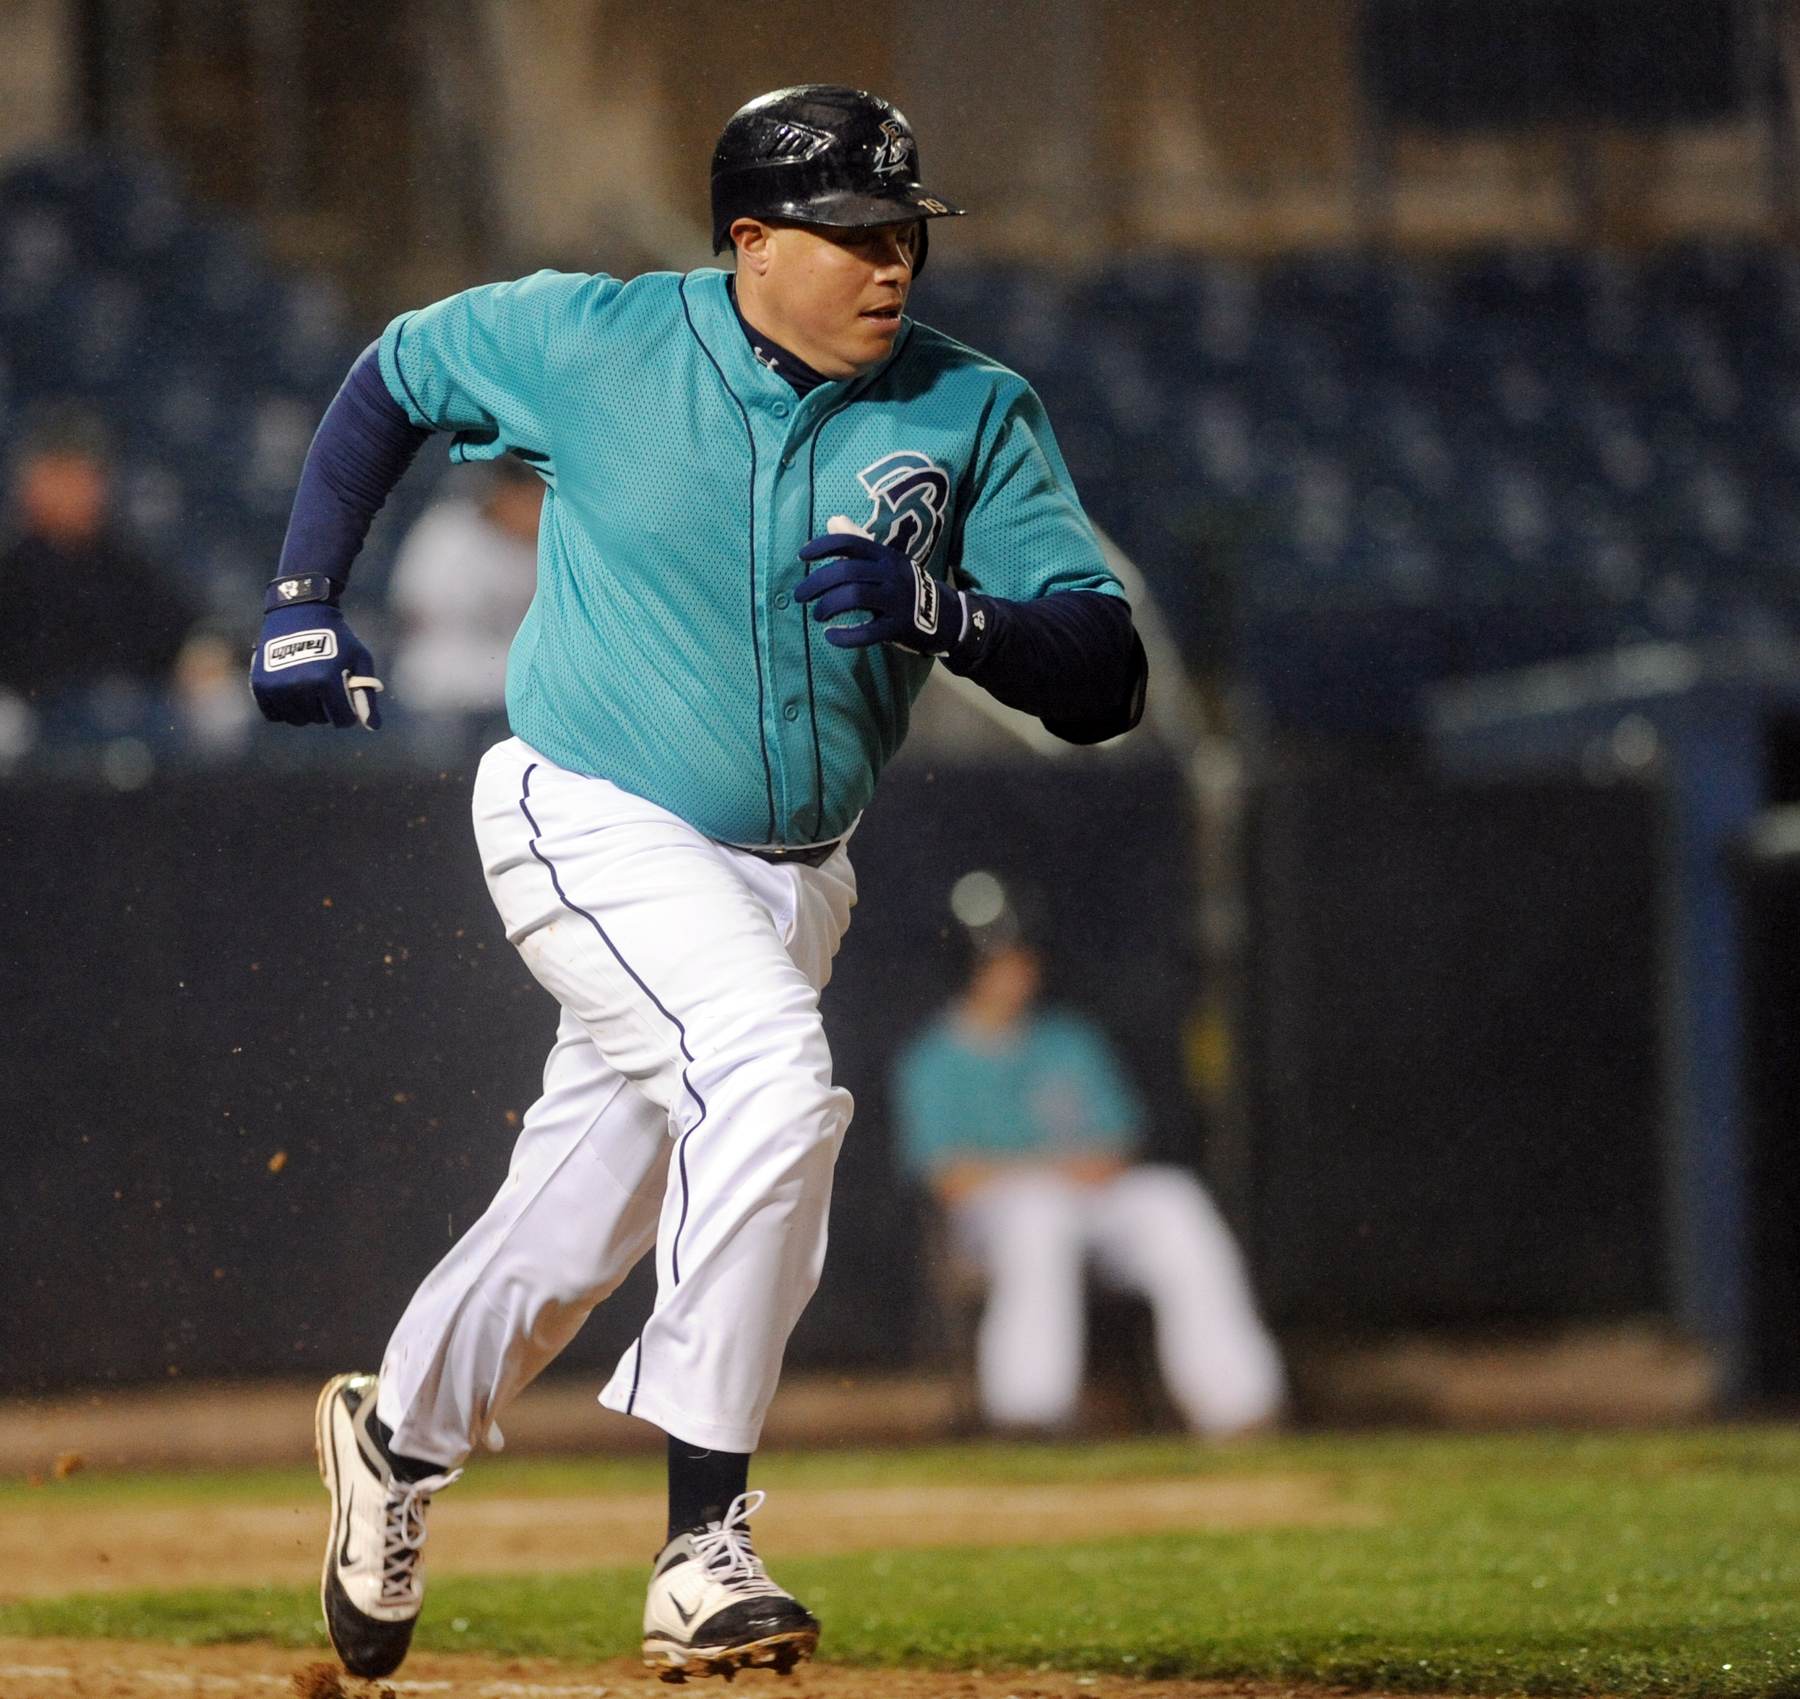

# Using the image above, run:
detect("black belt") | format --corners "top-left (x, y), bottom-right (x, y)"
top-left (726, 838), bottom-right (842, 869)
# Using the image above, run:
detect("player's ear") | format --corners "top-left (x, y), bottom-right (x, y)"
top-left (731, 218), bottom-right (775, 275)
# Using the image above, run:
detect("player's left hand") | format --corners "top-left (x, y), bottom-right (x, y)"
top-left (250, 598), bottom-right (384, 730)
top-left (796, 524), bottom-right (960, 656)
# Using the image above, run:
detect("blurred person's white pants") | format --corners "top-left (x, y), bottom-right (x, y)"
top-left (376, 737), bottom-right (855, 1464)
top-left (950, 1165), bottom-right (1283, 1435)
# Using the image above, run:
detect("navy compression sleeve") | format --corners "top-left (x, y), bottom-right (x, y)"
top-left (944, 589), bottom-right (1147, 745)
top-left (275, 343), bottom-right (433, 586)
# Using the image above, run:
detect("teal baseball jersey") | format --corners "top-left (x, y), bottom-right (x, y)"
top-left (891, 1008), bottom-right (1144, 1180)
top-left (378, 267), bottom-right (1121, 846)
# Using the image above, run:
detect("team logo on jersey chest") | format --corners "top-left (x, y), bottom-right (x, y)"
top-left (856, 451), bottom-right (950, 568)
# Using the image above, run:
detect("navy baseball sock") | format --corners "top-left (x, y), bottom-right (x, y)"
top-left (370, 1413), bottom-right (448, 1485)
top-left (667, 1433), bottom-right (750, 1540)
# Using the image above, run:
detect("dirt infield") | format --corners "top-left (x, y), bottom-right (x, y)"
top-left (0, 1379), bottom-right (966, 1479)
top-left (0, 1476), bottom-right (1375, 1599)
top-left (0, 1638), bottom-right (1374, 1699)
top-left (0, 1325), bottom-right (1723, 1482)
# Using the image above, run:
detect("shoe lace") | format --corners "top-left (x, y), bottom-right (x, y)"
top-left (378, 1467), bottom-right (461, 1606)
top-left (691, 1490), bottom-right (778, 1591)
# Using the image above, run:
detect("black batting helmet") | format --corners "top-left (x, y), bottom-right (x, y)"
top-left (710, 84), bottom-right (963, 274)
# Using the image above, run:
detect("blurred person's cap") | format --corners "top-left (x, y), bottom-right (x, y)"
top-left (950, 870), bottom-right (1044, 959)
top-left (710, 84), bottom-right (963, 263)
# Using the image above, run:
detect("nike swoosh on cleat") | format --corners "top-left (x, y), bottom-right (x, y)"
top-left (672, 1599), bottom-right (698, 1626)
top-left (338, 1483), bottom-right (358, 1568)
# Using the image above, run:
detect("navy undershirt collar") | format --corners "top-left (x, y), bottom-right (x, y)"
top-left (727, 277), bottom-right (829, 397)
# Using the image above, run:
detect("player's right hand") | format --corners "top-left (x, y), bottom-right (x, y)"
top-left (250, 599), bottom-right (384, 730)
top-left (795, 525), bottom-right (958, 657)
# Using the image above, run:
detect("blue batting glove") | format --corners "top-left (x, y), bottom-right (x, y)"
top-left (796, 526), bottom-right (962, 656)
top-left (250, 574), bottom-right (384, 729)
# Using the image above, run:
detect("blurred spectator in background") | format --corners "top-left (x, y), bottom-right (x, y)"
top-left (173, 627), bottom-right (256, 757)
top-left (893, 872), bottom-right (1284, 1438)
top-left (0, 408), bottom-right (197, 726)
top-left (388, 455), bottom-right (542, 714)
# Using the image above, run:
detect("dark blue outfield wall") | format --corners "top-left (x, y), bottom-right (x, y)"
top-left (1245, 771), bottom-right (1664, 1335)
top-left (0, 759), bottom-right (1197, 1394)
top-left (0, 756), bottom-right (1669, 1396)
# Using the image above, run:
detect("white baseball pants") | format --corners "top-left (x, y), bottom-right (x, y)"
top-left (951, 1165), bottom-right (1283, 1436)
top-left (376, 737), bottom-right (856, 1464)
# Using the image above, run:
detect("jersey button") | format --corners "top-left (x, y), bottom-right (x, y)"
top-left (783, 703), bottom-right (800, 722)
top-left (771, 400), bottom-right (791, 417)
top-left (775, 592), bottom-right (791, 609)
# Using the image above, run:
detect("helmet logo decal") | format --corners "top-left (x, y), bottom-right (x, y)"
top-left (857, 451), bottom-right (950, 567)
top-left (760, 120), bottom-right (834, 163)
top-left (871, 120), bottom-right (914, 177)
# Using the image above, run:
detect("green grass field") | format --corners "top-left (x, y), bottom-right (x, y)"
top-left (7, 1428), bottom-right (1800, 1694)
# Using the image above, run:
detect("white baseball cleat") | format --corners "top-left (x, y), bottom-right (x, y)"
top-left (641, 1490), bottom-right (820, 1682)
top-left (314, 1372), bottom-right (461, 1679)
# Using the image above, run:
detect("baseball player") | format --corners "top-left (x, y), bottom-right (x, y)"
top-left (250, 85), bottom-right (1146, 1684)
top-left (894, 878), bottom-right (1283, 1437)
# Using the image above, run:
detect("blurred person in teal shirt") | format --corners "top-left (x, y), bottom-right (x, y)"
top-left (892, 873), bottom-right (1282, 1436)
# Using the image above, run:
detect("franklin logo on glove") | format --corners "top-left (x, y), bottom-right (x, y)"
top-left (262, 629), bottom-right (338, 670)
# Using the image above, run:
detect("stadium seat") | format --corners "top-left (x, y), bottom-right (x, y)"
top-left (18, 144), bottom-right (1800, 746)
top-left (916, 241), bottom-right (1800, 734)
top-left (0, 151), bottom-right (371, 634)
